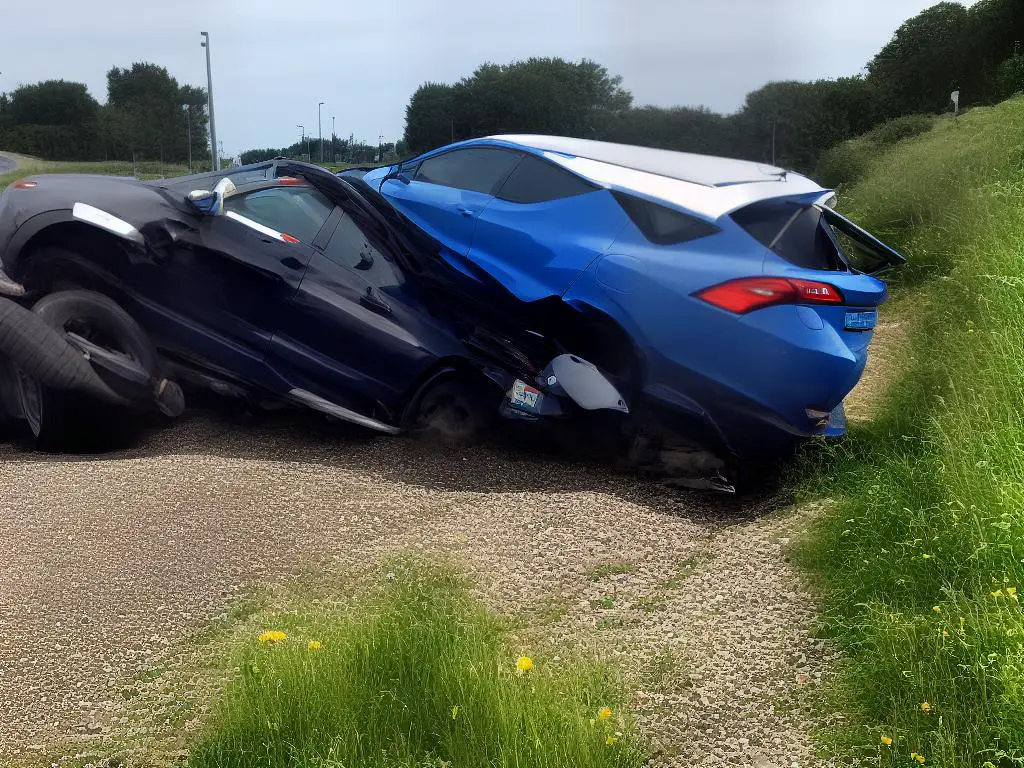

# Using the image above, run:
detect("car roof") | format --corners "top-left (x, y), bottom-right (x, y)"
top-left (470, 134), bottom-right (829, 220)
top-left (490, 134), bottom-right (786, 188)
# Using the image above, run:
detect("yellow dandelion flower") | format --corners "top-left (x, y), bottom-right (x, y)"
top-left (992, 589), bottom-right (1004, 598)
top-left (605, 735), bottom-right (616, 747)
top-left (516, 656), bottom-right (533, 675)
top-left (922, 554), bottom-right (932, 560)
top-left (932, 606), bottom-right (941, 613)
top-left (597, 706), bottom-right (613, 721)
top-left (920, 701), bottom-right (932, 714)
top-left (258, 630), bottom-right (287, 644)
top-left (942, 629), bottom-right (949, 638)
top-left (911, 752), bottom-right (926, 765)
top-left (1008, 587), bottom-right (1018, 599)
top-left (307, 640), bottom-right (322, 651)
top-left (880, 735), bottom-right (893, 746)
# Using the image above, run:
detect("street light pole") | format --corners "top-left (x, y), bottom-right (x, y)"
top-left (200, 32), bottom-right (219, 171)
top-left (297, 125), bottom-right (304, 160)
top-left (318, 101), bottom-right (325, 163)
top-left (331, 116), bottom-right (336, 163)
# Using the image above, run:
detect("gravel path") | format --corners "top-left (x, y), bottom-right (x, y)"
top-left (0, 411), bottom-right (839, 767)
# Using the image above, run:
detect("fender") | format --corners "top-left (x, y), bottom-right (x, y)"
top-left (3, 206), bottom-right (146, 280)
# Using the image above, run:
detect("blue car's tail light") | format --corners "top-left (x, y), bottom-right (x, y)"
top-left (696, 276), bottom-right (844, 314)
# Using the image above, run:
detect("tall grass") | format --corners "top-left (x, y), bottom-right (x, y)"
top-left (189, 561), bottom-right (644, 768)
top-left (797, 97), bottom-right (1024, 765)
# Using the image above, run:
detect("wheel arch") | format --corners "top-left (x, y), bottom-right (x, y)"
top-left (8, 217), bottom-right (136, 292)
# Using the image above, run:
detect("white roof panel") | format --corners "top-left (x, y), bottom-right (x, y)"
top-left (486, 134), bottom-right (828, 220)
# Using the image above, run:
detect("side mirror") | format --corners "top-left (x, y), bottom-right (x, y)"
top-left (187, 177), bottom-right (236, 215)
top-left (382, 167), bottom-right (410, 185)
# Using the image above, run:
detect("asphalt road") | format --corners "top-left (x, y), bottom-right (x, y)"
top-left (0, 154), bottom-right (17, 174)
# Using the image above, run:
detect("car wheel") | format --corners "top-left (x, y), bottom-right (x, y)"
top-left (32, 290), bottom-right (160, 376)
top-left (20, 290), bottom-right (161, 452)
top-left (412, 377), bottom-right (495, 447)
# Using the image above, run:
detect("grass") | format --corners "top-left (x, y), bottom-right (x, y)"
top-left (794, 96), bottom-right (1024, 766)
top-left (0, 158), bottom-right (193, 192)
top-left (587, 562), bottom-right (635, 580)
top-left (188, 559), bottom-right (645, 768)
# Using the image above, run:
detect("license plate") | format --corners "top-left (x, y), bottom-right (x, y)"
top-left (508, 379), bottom-right (541, 412)
top-left (844, 310), bottom-right (877, 330)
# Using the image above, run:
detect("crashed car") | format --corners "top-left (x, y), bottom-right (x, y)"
top-left (360, 135), bottom-right (905, 462)
top-left (0, 161), bottom-right (654, 471)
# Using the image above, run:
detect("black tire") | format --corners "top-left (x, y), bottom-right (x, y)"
top-left (5, 290), bottom-right (158, 453)
top-left (411, 376), bottom-right (495, 448)
top-left (32, 290), bottom-right (160, 375)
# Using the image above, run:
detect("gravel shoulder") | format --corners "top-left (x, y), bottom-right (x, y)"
top-left (0, 413), bottom-right (838, 768)
top-left (1, 311), bottom-right (909, 766)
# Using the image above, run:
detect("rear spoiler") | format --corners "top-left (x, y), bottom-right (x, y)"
top-left (815, 203), bottom-right (907, 275)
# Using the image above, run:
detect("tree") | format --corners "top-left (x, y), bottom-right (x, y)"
top-left (867, 2), bottom-right (970, 117)
top-left (104, 62), bottom-right (208, 162)
top-left (8, 80), bottom-right (98, 126)
top-left (403, 58), bottom-right (632, 153)
top-left (994, 54), bottom-right (1024, 99)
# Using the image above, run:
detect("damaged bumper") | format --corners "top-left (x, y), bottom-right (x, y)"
top-left (499, 354), bottom-right (629, 421)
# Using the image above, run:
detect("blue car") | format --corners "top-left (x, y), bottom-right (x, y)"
top-left (358, 135), bottom-right (905, 465)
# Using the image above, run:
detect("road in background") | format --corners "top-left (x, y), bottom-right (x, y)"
top-left (0, 154), bottom-right (18, 174)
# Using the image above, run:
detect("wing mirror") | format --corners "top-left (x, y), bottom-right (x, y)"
top-left (187, 177), bottom-right (236, 215)
top-left (382, 166), bottom-right (410, 185)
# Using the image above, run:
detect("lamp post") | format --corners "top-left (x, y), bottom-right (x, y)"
top-left (331, 116), bottom-right (336, 163)
top-left (182, 104), bottom-right (192, 174)
top-left (297, 124), bottom-right (305, 160)
top-left (200, 32), bottom-right (218, 171)
top-left (318, 101), bottom-right (325, 163)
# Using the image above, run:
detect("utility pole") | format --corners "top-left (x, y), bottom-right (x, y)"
top-left (318, 101), bottom-right (325, 163)
top-left (771, 118), bottom-right (777, 166)
top-left (297, 125), bottom-right (305, 160)
top-left (200, 32), bottom-right (219, 171)
top-left (182, 104), bottom-right (192, 174)
top-left (331, 116), bottom-right (336, 163)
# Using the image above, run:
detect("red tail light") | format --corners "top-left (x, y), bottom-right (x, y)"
top-left (696, 277), bottom-right (843, 314)
top-left (11, 180), bottom-right (37, 189)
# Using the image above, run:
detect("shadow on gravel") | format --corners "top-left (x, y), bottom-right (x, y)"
top-left (0, 407), bottom-right (791, 521)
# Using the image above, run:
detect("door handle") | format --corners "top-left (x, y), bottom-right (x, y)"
top-left (359, 287), bottom-right (391, 316)
top-left (456, 206), bottom-right (475, 217)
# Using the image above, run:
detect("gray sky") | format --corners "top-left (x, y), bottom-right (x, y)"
top-left (2, 0), bottom-right (950, 157)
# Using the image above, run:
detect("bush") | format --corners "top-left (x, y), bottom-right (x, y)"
top-left (189, 560), bottom-right (644, 768)
top-left (813, 114), bottom-right (937, 188)
top-left (795, 96), bottom-right (1024, 766)
top-left (995, 54), bottom-right (1024, 101)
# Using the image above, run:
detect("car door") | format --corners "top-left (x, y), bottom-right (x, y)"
top-left (271, 206), bottom-right (458, 415)
top-left (379, 147), bottom-right (521, 256)
top-left (132, 182), bottom-right (334, 374)
top-left (465, 152), bottom-right (629, 302)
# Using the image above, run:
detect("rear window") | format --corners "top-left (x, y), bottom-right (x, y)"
top-left (613, 192), bottom-right (719, 246)
top-left (731, 200), bottom-right (841, 270)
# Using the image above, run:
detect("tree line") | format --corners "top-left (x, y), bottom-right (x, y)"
top-left (0, 63), bottom-right (210, 166)
top-left (239, 137), bottom-right (407, 167)
top-left (401, 0), bottom-right (1024, 174)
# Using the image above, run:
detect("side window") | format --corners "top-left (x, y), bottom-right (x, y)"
top-left (321, 213), bottom-right (402, 288)
top-left (224, 186), bottom-right (333, 243)
top-left (496, 154), bottom-right (598, 204)
top-left (415, 148), bottom-right (520, 194)
top-left (613, 192), bottom-right (720, 246)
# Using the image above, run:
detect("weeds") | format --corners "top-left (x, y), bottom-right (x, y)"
top-left (189, 559), bottom-right (645, 768)
top-left (796, 96), bottom-right (1024, 765)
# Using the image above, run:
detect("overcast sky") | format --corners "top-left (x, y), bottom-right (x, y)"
top-left (2, 0), bottom-right (954, 157)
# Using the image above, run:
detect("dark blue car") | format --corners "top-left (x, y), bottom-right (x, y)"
top-left (0, 160), bottom-right (657, 474)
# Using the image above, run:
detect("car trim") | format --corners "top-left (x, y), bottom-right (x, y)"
top-left (224, 210), bottom-right (300, 243)
top-left (72, 202), bottom-right (144, 244)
